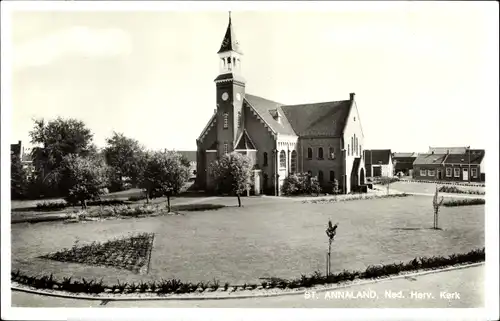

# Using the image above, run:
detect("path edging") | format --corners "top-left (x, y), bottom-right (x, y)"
top-left (11, 262), bottom-right (484, 302)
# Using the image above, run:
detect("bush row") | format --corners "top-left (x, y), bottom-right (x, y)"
top-left (399, 179), bottom-right (485, 187)
top-left (36, 199), bottom-right (128, 211)
top-left (303, 193), bottom-right (409, 204)
top-left (443, 198), bottom-right (485, 207)
top-left (12, 248), bottom-right (485, 295)
top-left (281, 173), bottom-right (322, 196)
top-left (438, 185), bottom-right (485, 195)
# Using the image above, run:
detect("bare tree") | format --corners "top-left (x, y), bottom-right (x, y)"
top-left (325, 220), bottom-right (338, 275)
top-left (432, 185), bottom-right (444, 229)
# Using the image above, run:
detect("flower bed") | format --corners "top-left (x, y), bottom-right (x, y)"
top-left (303, 193), bottom-right (409, 204)
top-left (399, 179), bottom-right (485, 187)
top-left (40, 233), bottom-right (155, 273)
top-left (14, 248), bottom-right (484, 296)
top-left (443, 198), bottom-right (485, 207)
top-left (33, 199), bottom-right (129, 211)
top-left (438, 185), bottom-right (485, 195)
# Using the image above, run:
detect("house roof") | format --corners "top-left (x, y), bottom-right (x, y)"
top-left (429, 147), bottom-right (467, 154)
top-left (393, 152), bottom-right (418, 158)
top-left (443, 149), bottom-right (485, 165)
top-left (281, 99), bottom-right (352, 137)
top-left (364, 149), bottom-right (392, 165)
top-left (217, 15), bottom-right (242, 54)
top-left (235, 130), bottom-right (256, 150)
top-left (413, 153), bottom-right (447, 165)
top-left (177, 151), bottom-right (197, 162)
top-left (244, 94), bottom-right (297, 136)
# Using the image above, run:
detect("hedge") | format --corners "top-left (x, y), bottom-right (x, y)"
top-left (11, 247), bottom-right (485, 295)
top-left (35, 199), bottom-right (128, 211)
top-left (303, 193), bottom-right (409, 204)
top-left (399, 179), bottom-right (485, 187)
top-left (438, 186), bottom-right (485, 195)
top-left (443, 198), bottom-right (485, 207)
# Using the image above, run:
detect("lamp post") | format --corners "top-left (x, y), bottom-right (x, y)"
top-left (467, 146), bottom-right (471, 183)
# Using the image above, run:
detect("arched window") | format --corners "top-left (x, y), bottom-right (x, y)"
top-left (263, 152), bottom-right (268, 167)
top-left (237, 111), bottom-right (241, 128)
top-left (330, 170), bottom-right (335, 181)
top-left (291, 150), bottom-right (297, 173)
top-left (223, 113), bottom-right (228, 129)
top-left (318, 147), bottom-right (324, 159)
top-left (279, 150), bottom-right (286, 168)
top-left (307, 147), bottom-right (313, 159)
top-left (224, 143), bottom-right (228, 154)
top-left (348, 144), bottom-right (350, 156)
top-left (318, 171), bottom-right (324, 183)
top-left (351, 137), bottom-right (354, 155)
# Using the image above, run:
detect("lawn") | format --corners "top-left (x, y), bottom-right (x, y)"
top-left (11, 195), bottom-right (484, 286)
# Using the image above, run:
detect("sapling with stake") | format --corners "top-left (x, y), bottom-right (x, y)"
top-left (325, 220), bottom-right (338, 276)
top-left (432, 185), bottom-right (444, 229)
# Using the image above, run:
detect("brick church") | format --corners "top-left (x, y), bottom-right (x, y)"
top-left (196, 14), bottom-right (366, 195)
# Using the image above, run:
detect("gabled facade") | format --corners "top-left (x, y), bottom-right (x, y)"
top-left (196, 15), bottom-right (366, 195)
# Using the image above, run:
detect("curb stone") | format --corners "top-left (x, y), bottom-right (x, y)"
top-left (11, 262), bottom-right (484, 302)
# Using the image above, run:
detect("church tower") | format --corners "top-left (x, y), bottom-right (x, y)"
top-left (214, 12), bottom-right (246, 156)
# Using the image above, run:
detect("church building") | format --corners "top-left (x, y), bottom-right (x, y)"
top-left (196, 15), bottom-right (367, 195)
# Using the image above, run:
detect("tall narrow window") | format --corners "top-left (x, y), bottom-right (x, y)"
top-left (224, 143), bottom-right (228, 154)
top-left (318, 147), bottom-right (324, 159)
top-left (223, 113), bottom-right (228, 129)
top-left (348, 144), bottom-right (350, 156)
top-left (318, 171), bottom-right (324, 184)
top-left (307, 148), bottom-right (313, 159)
top-left (291, 150), bottom-right (297, 173)
top-left (237, 111), bottom-right (241, 128)
top-left (279, 150), bottom-right (286, 168)
top-left (329, 147), bottom-right (335, 159)
top-left (330, 171), bottom-right (335, 181)
top-left (263, 152), bottom-right (268, 167)
top-left (360, 145), bottom-right (362, 158)
top-left (351, 137), bottom-right (354, 155)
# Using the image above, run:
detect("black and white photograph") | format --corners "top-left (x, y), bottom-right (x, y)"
top-left (1, 1), bottom-right (499, 320)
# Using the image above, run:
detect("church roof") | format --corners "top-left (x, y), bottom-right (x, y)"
top-left (235, 130), bottom-right (256, 150)
top-left (218, 16), bottom-right (242, 54)
top-left (281, 100), bottom-right (352, 137)
top-left (244, 94), bottom-right (297, 136)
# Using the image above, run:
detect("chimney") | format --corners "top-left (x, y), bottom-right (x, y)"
top-left (350, 93), bottom-right (355, 101)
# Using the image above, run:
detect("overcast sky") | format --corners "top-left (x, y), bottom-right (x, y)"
top-left (6, 1), bottom-right (499, 153)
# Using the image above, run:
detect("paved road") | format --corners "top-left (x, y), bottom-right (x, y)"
top-left (12, 264), bottom-right (484, 308)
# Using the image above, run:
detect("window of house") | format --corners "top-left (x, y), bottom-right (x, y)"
top-left (329, 170), bottom-right (335, 182)
top-left (446, 168), bottom-right (452, 177)
top-left (428, 169), bottom-right (435, 177)
top-left (279, 150), bottom-right (286, 168)
top-left (454, 168), bottom-right (460, 177)
top-left (307, 148), bottom-right (313, 159)
top-left (348, 144), bottom-right (350, 156)
top-left (318, 147), bottom-right (324, 159)
top-left (291, 150), bottom-right (297, 173)
top-left (224, 143), bottom-right (228, 154)
top-left (237, 111), bottom-right (241, 128)
top-left (351, 137), bottom-right (354, 155)
top-left (329, 147), bottom-right (335, 159)
top-left (263, 152), bottom-right (268, 167)
top-left (223, 113), bottom-right (228, 129)
top-left (420, 169), bottom-right (426, 176)
top-left (318, 171), bottom-right (324, 183)
top-left (471, 168), bottom-right (477, 178)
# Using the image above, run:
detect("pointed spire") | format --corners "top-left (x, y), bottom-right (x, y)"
top-left (218, 12), bottom-right (242, 54)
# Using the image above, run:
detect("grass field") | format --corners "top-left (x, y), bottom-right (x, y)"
top-left (11, 195), bottom-right (484, 285)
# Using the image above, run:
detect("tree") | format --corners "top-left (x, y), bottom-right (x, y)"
top-left (379, 176), bottom-right (393, 195)
top-left (209, 152), bottom-right (253, 207)
top-left (11, 153), bottom-right (28, 199)
top-left (325, 220), bottom-right (338, 275)
top-left (57, 154), bottom-right (109, 209)
top-left (29, 117), bottom-right (95, 196)
top-left (103, 132), bottom-right (145, 190)
top-left (432, 185), bottom-right (444, 229)
top-left (138, 151), bottom-right (190, 211)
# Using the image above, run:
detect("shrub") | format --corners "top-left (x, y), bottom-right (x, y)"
top-left (443, 198), bottom-right (485, 207)
top-left (128, 195), bottom-right (148, 202)
top-left (281, 172), bottom-right (322, 196)
top-left (36, 201), bottom-right (68, 211)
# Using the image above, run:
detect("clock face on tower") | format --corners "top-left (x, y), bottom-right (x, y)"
top-left (236, 93), bottom-right (241, 101)
top-left (222, 92), bottom-right (229, 101)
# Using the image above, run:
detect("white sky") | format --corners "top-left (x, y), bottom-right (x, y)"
top-left (6, 2), bottom-right (499, 153)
